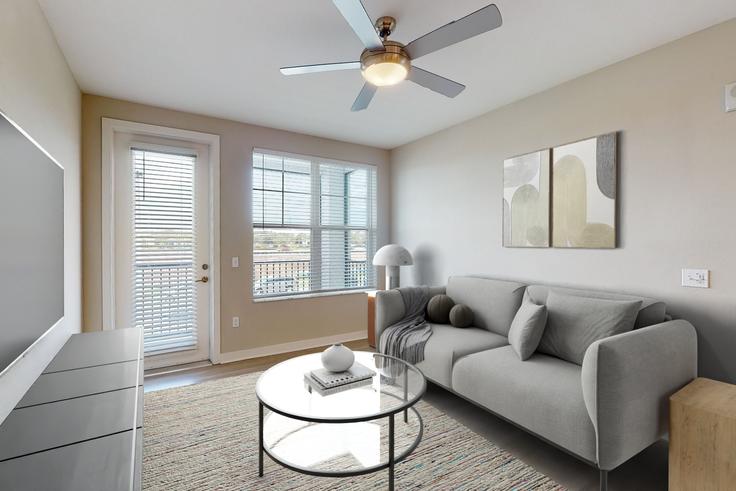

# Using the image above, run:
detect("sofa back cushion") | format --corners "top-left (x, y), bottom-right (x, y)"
top-left (446, 276), bottom-right (526, 336)
top-left (525, 284), bottom-right (666, 329)
top-left (537, 291), bottom-right (642, 365)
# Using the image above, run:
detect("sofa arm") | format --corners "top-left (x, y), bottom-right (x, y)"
top-left (374, 286), bottom-right (445, 344)
top-left (581, 319), bottom-right (697, 470)
top-left (374, 290), bottom-right (406, 344)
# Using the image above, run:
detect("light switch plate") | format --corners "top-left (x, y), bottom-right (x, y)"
top-left (681, 268), bottom-right (710, 288)
top-left (231, 256), bottom-right (239, 268)
top-left (232, 316), bottom-right (240, 328)
top-left (726, 82), bottom-right (736, 113)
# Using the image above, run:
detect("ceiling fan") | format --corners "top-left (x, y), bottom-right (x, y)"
top-left (280, 0), bottom-right (503, 111)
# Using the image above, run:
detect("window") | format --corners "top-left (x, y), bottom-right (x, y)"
top-left (252, 150), bottom-right (377, 298)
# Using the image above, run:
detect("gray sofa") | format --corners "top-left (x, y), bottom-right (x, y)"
top-left (375, 276), bottom-right (697, 490)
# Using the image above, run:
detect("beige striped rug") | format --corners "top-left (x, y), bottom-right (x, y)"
top-left (143, 371), bottom-right (565, 490)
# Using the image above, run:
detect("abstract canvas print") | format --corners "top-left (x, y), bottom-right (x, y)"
top-left (503, 149), bottom-right (550, 247)
top-left (552, 133), bottom-right (617, 248)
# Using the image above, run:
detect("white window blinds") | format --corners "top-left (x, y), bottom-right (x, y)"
top-left (253, 150), bottom-right (377, 298)
top-left (133, 148), bottom-right (198, 354)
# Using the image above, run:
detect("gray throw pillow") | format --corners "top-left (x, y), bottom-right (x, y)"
top-left (427, 294), bottom-right (455, 324)
top-left (508, 299), bottom-right (548, 360)
top-left (538, 291), bottom-right (642, 365)
top-left (449, 304), bottom-right (474, 328)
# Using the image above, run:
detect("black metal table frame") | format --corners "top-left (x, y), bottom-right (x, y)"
top-left (257, 354), bottom-right (426, 491)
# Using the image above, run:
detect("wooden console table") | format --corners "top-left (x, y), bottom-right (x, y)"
top-left (669, 377), bottom-right (736, 490)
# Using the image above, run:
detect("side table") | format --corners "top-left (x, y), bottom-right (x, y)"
top-left (367, 290), bottom-right (377, 348)
top-left (669, 377), bottom-right (736, 490)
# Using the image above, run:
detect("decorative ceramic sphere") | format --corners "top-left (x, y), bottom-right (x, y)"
top-left (427, 294), bottom-right (455, 324)
top-left (449, 304), bottom-right (474, 328)
top-left (321, 343), bottom-right (355, 372)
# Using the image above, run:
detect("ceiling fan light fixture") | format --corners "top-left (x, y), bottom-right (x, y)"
top-left (362, 61), bottom-right (408, 86)
top-left (360, 42), bottom-right (411, 87)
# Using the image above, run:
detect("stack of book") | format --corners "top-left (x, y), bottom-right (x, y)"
top-left (304, 362), bottom-right (376, 395)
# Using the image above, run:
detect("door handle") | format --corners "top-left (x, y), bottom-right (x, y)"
top-left (195, 276), bottom-right (209, 283)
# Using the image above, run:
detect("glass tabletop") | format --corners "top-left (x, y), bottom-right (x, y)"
top-left (256, 351), bottom-right (426, 422)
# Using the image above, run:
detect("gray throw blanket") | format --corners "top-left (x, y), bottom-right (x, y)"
top-left (379, 286), bottom-right (432, 365)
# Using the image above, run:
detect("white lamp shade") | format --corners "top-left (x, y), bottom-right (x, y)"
top-left (372, 244), bottom-right (413, 266)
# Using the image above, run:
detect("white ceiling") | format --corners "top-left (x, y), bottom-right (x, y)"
top-left (40, 0), bottom-right (736, 149)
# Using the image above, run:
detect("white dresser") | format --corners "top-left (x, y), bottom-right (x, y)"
top-left (0, 328), bottom-right (144, 490)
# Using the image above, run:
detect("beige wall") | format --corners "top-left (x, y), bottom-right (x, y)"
top-left (82, 95), bottom-right (390, 354)
top-left (390, 19), bottom-right (736, 382)
top-left (0, 0), bottom-right (82, 334)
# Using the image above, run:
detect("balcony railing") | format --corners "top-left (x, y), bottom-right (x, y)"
top-left (134, 261), bottom-right (197, 354)
top-left (253, 258), bottom-right (370, 297)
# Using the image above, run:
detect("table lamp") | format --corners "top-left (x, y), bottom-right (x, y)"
top-left (372, 244), bottom-right (413, 290)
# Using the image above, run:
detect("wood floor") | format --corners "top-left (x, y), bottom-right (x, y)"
top-left (144, 339), bottom-right (668, 491)
top-left (144, 339), bottom-right (372, 392)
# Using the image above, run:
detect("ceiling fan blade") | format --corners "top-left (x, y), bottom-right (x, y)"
top-left (332, 0), bottom-right (384, 50)
top-left (351, 83), bottom-right (377, 111)
top-left (408, 67), bottom-right (465, 98)
top-left (405, 4), bottom-right (502, 60)
top-left (280, 61), bottom-right (361, 76)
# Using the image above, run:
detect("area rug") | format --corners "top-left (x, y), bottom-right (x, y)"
top-left (143, 372), bottom-right (565, 490)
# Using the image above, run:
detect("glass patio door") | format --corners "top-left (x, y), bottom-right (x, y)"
top-left (113, 134), bottom-right (211, 368)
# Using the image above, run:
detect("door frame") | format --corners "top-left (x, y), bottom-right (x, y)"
top-left (101, 118), bottom-right (221, 364)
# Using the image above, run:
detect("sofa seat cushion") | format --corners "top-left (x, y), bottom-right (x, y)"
top-left (446, 276), bottom-right (527, 336)
top-left (452, 346), bottom-right (597, 463)
top-left (413, 324), bottom-right (508, 388)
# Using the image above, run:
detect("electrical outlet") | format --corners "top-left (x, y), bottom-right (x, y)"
top-left (726, 82), bottom-right (736, 113)
top-left (232, 316), bottom-right (240, 328)
top-left (681, 269), bottom-right (710, 288)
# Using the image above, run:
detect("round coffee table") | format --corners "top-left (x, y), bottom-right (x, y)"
top-left (256, 351), bottom-right (426, 490)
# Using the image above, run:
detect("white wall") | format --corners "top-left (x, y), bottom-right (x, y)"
top-left (391, 19), bottom-right (736, 382)
top-left (0, 0), bottom-right (81, 422)
top-left (0, 0), bottom-right (81, 333)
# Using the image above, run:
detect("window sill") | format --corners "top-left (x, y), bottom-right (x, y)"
top-left (252, 288), bottom-right (375, 303)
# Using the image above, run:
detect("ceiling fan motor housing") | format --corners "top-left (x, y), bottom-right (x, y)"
top-left (360, 41), bottom-right (411, 86)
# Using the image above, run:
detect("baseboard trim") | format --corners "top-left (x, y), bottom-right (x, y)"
top-left (218, 331), bottom-right (366, 364)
